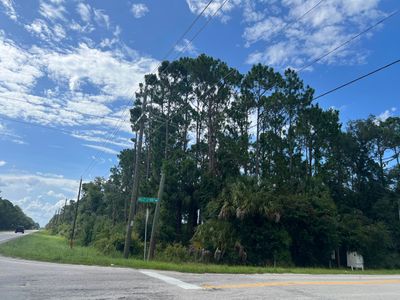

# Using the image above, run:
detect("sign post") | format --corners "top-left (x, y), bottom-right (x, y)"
top-left (144, 206), bottom-right (149, 260)
top-left (138, 197), bottom-right (159, 260)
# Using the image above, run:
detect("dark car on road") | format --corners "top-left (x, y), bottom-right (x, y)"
top-left (15, 226), bottom-right (24, 234)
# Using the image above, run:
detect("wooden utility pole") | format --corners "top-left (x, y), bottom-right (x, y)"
top-left (55, 208), bottom-right (60, 225)
top-left (62, 198), bottom-right (67, 222)
top-left (53, 209), bottom-right (58, 226)
top-left (148, 100), bottom-right (169, 260)
top-left (70, 178), bottom-right (82, 249)
top-left (123, 91), bottom-right (147, 258)
top-left (148, 170), bottom-right (165, 260)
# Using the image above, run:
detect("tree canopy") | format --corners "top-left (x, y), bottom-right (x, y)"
top-left (0, 197), bottom-right (38, 230)
top-left (48, 55), bottom-right (400, 268)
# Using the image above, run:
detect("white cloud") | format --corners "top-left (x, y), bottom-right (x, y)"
top-left (244, 0), bottom-right (385, 69)
top-left (25, 19), bottom-right (66, 42)
top-left (242, 0), bottom-right (265, 23)
top-left (0, 122), bottom-right (26, 144)
top-left (77, 2), bottom-right (91, 23)
top-left (39, 43), bottom-right (158, 99)
top-left (71, 129), bottom-right (132, 148)
top-left (131, 3), bottom-right (149, 19)
top-left (0, 0), bottom-right (17, 20)
top-left (0, 29), bottom-right (157, 151)
top-left (174, 39), bottom-right (198, 55)
top-left (83, 144), bottom-right (120, 155)
top-left (375, 107), bottom-right (397, 124)
top-left (0, 32), bottom-right (43, 93)
top-left (0, 160), bottom-right (6, 167)
top-left (185, 0), bottom-right (240, 23)
top-left (201, 0), bottom-right (385, 69)
top-left (93, 8), bottom-right (110, 28)
top-left (75, 3), bottom-right (110, 29)
top-left (243, 17), bottom-right (285, 47)
top-left (39, 0), bottom-right (67, 22)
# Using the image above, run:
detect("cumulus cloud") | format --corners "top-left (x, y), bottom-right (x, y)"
top-left (131, 3), bottom-right (149, 18)
top-left (0, 160), bottom-right (6, 167)
top-left (39, 43), bottom-right (157, 99)
top-left (0, 4), bottom-right (157, 154)
top-left (0, 31), bottom-right (158, 145)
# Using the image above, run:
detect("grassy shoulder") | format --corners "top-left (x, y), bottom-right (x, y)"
top-left (1, 231), bottom-right (399, 275)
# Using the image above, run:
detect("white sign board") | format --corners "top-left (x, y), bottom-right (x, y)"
top-left (346, 251), bottom-right (364, 270)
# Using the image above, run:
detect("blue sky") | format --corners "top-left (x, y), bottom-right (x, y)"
top-left (0, 0), bottom-right (399, 226)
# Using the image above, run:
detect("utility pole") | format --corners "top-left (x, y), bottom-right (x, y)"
top-left (123, 89), bottom-right (147, 259)
top-left (55, 208), bottom-right (60, 225)
top-left (148, 170), bottom-right (166, 260)
top-left (70, 178), bottom-right (82, 249)
top-left (148, 99), bottom-right (169, 260)
top-left (62, 198), bottom-right (67, 222)
top-left (53, 209), bottom-right (58, 227)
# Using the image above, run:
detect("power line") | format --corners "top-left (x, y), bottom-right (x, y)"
top-left (169, 0), bottom-right (231, 62)
top-left (313, 58), bottom-right (400, 100)
top-left (246, 58), bottom-right (400, 130)
top-left (158, 0), bottom-right (326, 131)
top-left (298, 9), bottom-right (399, 72)
top-left (156, 0), bottom-right (322, 126)
top-left (160, 0), bottom-right (215, 62)
top-left (274, 0), bottom-right (326, 39)
top-left (82, 0), bottom-right (231, 179)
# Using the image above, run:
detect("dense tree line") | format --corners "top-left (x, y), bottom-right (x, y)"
top-left (49, 55), bottom-right (400, 268)
top-left (0, 197), bottom-right (38, 230)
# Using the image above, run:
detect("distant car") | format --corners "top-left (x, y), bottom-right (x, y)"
top-left (15, 226), bottom-right (24, 234)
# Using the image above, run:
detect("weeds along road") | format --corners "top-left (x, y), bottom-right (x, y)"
top-left (1, 233), bottom-right (400, 299)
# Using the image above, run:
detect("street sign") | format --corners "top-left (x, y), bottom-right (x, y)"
top-left (138, 197), bottom-right (159, 203)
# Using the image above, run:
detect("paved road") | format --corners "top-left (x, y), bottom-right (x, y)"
top-left (0, 230), bottom-right (36, 243)
top-left (1, 232), bottom-right (399, 299)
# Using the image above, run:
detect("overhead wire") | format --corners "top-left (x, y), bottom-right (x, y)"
top-left (89, 0), bottom-right (230, 179)
top-left (246, 57), bottom-right (400, 130)
top-left (153, 0), bottom-right (328, 129)
top-left (313, 58), bottom-right (400, 100)
top-left (271, 0), bottom-right (326, 40)
top-left (298, 9), bottom-right (399, 72)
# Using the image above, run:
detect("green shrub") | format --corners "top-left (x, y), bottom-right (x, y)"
top-left (158, 243), bottom-right (190, 262)
top-left (93, 231), bottom-right (143, 257)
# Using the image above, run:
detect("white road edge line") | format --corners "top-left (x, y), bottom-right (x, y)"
top-left (140, 270), bottom-right (202, 290)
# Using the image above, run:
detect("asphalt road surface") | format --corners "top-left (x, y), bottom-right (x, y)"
top-left (1, 232), bottom-right (399, 299)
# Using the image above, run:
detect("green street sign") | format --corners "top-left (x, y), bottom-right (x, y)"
top-left (138, 197), bottom-right (159, 203)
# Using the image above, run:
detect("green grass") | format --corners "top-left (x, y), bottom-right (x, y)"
top-left (1, 231), bottom-right (400, 275)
